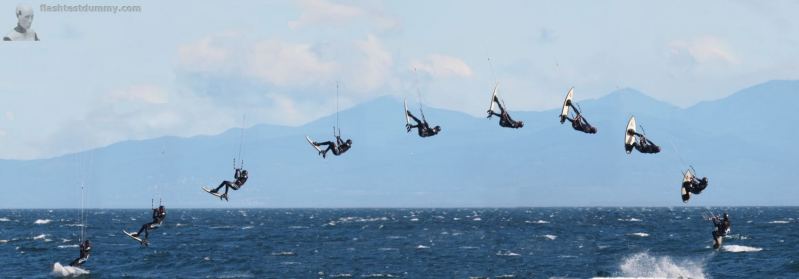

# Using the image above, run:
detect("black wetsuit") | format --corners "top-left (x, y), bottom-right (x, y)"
top-left (712, 216), bottom-right (731, 248)
top-left (681, 176), bottom-right (708, 202)
top-left (406, 111), bottom-right (440, 137)
top-left (487, 96), bottom-right (523, 129)
top-left (133, 208), bottom-right (166, 240)
top-left (562, 103), bottom-right (597, 134)
top-left (315, 136), bottom-right (352, 158)
top-left (211, 168), bottom-right (248, 196)
top-left (632, 133), bottom-right (661, 154)
top-left (69, 241), bottom-right (91, 267)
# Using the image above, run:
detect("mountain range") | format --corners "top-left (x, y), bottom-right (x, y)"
top-left (2, 80), bottom-right (796, 208)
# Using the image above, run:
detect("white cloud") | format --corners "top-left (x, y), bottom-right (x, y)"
top-left (177, 34), bottom-right (233, 73)
top-left (288, 0), bottom-right (399, 31)
top-left (109, 84), bottom-right (169, 104)
top-left (246, 40), bottom-right (338, 87)
top-left (289, 0), bottom-right (364, 29)
top-left (349, 34), bottom-right (394, 92)
top-left (411, 54), bottom-right (473, 79)
top-left (668, 37), bottom-right (740, 66)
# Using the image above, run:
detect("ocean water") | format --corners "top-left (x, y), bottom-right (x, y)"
top-left (1, 207), bottom-right (797, 278)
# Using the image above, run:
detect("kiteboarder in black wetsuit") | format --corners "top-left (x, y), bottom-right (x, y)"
top-left (681, 174), bottom-right (709, 203)
top-left (627, 130), bottom-right (660, 154)
top-left (210, 168), bottom-right (248, 200)
top-left (406, 110), bottom-right (441, 137)
top-left (131, 206), bottom-right (166, 242)
top-left (711, 213), bottom-right (731, 249)
top-left (487, 95), bottom-right (523, 129)
top-left (560, 100), bottom-right (597, 134)
top-left (69, 240), bottom-right (91, 267)
top-left (313, 135), bottom-right (352, 158)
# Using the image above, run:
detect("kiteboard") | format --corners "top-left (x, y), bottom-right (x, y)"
top-left (122, 230), bottom-right (148, 246)
top-left (404, 98), bottom-right (411, 127)
top-left (306, 136), bottom-right (322, 153)
top-left (560, 87), bottom-right (574, 122)
top-left (488, 83), bottom-right (499, 113)
top-left (624, 116), bottom-right (637, 154)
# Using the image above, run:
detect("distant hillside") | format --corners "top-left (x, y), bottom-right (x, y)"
top-left (2, 80), bottom-right (796, 208)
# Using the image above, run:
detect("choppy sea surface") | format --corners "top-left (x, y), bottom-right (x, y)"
top-left (1, 207), bottom-right (797, 278)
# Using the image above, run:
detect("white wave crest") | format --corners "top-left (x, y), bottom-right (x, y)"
top-left (0, 217), bottom-right (10, 222)
top-left (628, 232), bottom-right (649, 237)
top-left (544, 234), bottom-right (557, 240)
top-left (618, 218), bottom-right (642, 222)
top-left (33, 234), bottom-right (48, 240)
top-left (496, 250), bottom-right (520, 256)
top-left (271, 251), bottom-right (296, 256)
top-left (34, 219), bottom-right (52, 225)
top-left (722, 245), bottom-right (762, 253)
top-left (51, 262), bottom-right (90, 277)
top-left (58, 244), bottom-right (79, 249)
top-left (0, 239), bottom-right (8, 244)
top-left (416, 245), bottom-right (430, 249)
top-left (618, 252), bottom-right (706, 279)
top-left (525, 220), bottom-right (550, 224)
top-left (769, 220), bottom-right (789, 224)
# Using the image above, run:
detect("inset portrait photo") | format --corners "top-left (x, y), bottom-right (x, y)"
top-left (4, 3), bottom-right (38, 41)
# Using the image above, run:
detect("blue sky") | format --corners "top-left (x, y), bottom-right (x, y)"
top-left (1, 0), bottom-right (798, 160)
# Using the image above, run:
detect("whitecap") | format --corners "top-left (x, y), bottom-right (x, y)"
top-left (241, 226), bottom-right (254, 230)
top-left (618, 252), bottom-right (706, 279)
top-left (617, 218), bottom-right (642, 222)
top-left (722, 245), bottom-right (762, 253)
top-left (543, 234), bottom-right (557, 240)
top-left (288, 226), bottom-right (308, 229)
top-left (271, 251), bottom-right (296, 256)
top-left (33, 234), bottom-right (47, 240)
top-left (378, 247), bottom-right (398, 251)
top-left (415, 245), bottom-right (430, 249)
top-left (496, 250), bottom-right (520, 257)
top-left (0, 217), bottom-right (10, 222)
top-left (628, 232), bottom-right (649, 237)
top-left (473, 217), bottom-right (482, 221)
top-left (495, 275), bottom-right (515, 278)
top-left (58, 244), bottom-right (78, 249)
top-left (51, 262), bottom-right (89, 277)
top-left (330, 274), bottom-right (352, 278)
top-left (409, 218), bottom-right (419, 222)
top-left (34, 219), bottom-right (52, 225)
top-left (525, 220), bottom-right (549, 224)
top-left (769, 220), bottom-right (789, 224)
top-left (0, 240), bottom-right (8, 244)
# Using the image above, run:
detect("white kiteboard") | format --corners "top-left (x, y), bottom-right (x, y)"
top-left (683, 169), bottom-right (694, 184)
top-left (52, 262), bottom-right (89, 277)
top-left (403, 98), bottom-right (411, 127)
top-left (202, 186), bottom-right (224, 199)
top-left (306, 136), bottom-right (322, 153)
top-left (560, 87), bottom-right (574, 121)
top-left (122, 230), bottom-right (147, 245)
top-left (488, 83), bottom-right (499, 113)
top-left (624, 116), bottom-right (637, 154)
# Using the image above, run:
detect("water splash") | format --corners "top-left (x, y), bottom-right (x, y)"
top-left (618, 252), bottom-right (706, 279)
